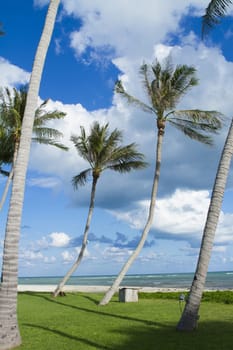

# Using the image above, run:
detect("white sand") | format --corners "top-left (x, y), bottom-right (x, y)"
top-left (17, 284), bottom-right (191, 293)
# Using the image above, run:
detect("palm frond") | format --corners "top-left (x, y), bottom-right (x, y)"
top-left (108, 160), bottom-right (148, 173)
top-left (71, 122), bottom-right (147, 185)
top-left (32, 137), bottom-right (68, 150)
top-left (105, 143), bottom-right (148, 171)
top-left (33, 126), bottom-right (63, 139)
top-left (115, 80), bottom-right (154, 114)
top-left (202, 0), bottom-right (233, 35)
top-left (168, 120), bottom-right (214, 145)
top-left (0, 167), bottom-right (10, 177)
top-left (96, 128), bottom-right (123, 165)
top-left (72, 168), bottom-right (92, 189)
top-left (169, 109), bottom-right (223, 131)
top-left (71, 129), bottom-right (92, 164)
top-left (170, 65), bottom-right (198, 96)
top-left (139, 63), bottom-right (154, 104)
top-left (34, 110), bottom-right (66, 124)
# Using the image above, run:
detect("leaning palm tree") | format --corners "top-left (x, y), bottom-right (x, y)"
top-left (53, 121), bottom-right (147, 297)
top-left (0, 85), bottom-right (68, 211)
top-left (99, 57), bottom-right (222, 306)
top-left (0, 1), bottom-right (60, 348)
top-left (177, 118), bottom-right (233, 331)
top-left (176, 0), bottom-right (233, 331)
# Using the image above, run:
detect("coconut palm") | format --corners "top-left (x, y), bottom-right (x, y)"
top-left (53, 121), bottom-right (147, 297)
top-left (0, 85), bottom-right (68, 211)
top-left (176, 0), bottom-right (233, 331)
top-left (177, 118), bottom-right (233, 331)
top-left (202, 0), bottom-right (232, 35)
top-left (0, 1), bottom-right (60, 348)
top-left (99, 58), bottom-right (222, 306)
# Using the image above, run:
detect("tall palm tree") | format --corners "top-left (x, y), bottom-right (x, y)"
top-left (176, 0), bottom-right (233, 331)
top-left (0, 85), bottom-right (68, 211)
top-left (177, 119), bottom-right (233, 331)
top-left (99, 58), bottom-right (222, 306)
top-left (53, 121), bottom-right (147, 297)
top-left (0, 1), bottom-right (60, 348)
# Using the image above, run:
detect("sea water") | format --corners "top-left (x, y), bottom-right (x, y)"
top-left (18, 271), bottom-right (233, 289)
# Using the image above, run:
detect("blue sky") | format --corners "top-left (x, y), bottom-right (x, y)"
top-left (1, 0), bottom-right (233, 277)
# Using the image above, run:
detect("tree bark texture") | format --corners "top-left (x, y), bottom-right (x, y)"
top-left (53, 177), bottom-right (98, 297)
top-left (0, 1), bottom-right (60, 349)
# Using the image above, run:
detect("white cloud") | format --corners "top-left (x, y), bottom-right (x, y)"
top-left (50, 232), bottom-right (71, 247)
top-left (20, 250), bottom-right (44, 260)
top-left (61, 250), bottom-right (74, 263)
top-left (102, 246), bottom-right (132, 263)
top-left (63, 0), bottom-right (208, 61)
top-left (27, 176), bottom-right (62, 189)
top-left (110, 188), bottom-right (233, 246)
top-left (0, 57), bottom-right (29, 87)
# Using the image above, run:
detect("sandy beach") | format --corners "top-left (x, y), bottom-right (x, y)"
top-left (17, 284), bottom-right (190, 293)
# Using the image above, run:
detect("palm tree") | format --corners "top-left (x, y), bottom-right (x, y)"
top-left (202, 0), bottom-right (232, 35)
top-left (0, 1), bottom-right (60, 348)
top-left (99, 58), bottom-right (222, 306)
top-left (177, 118), bottom-right (233, 331)
top-left (53, 121), bottom-right (147, 297)
top-left (176, 0), bottom-right (233, 331)
top-left (0, 85), bottom-right (68, 211)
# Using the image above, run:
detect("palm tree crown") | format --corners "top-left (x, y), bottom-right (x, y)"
top-left (202, 0), bottom-right (233, 34)
top-left (0, 85), bottom-right (68, 173)
top-left (116, 58), bottom-right (222, 143)
top-left (52, 121), bottom-right (147, 297)
top-left (71, 121), bottom-right (147, 188)
top-left (99, 57), bottom-right (222, 306)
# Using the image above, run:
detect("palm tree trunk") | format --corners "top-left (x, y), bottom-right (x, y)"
top-left (0, 142), bottom-right (19, 211)
top-left (99, 130), bottom-right (164, 306)
top-left (177, 118), bottom-right (233, 331)
top-left (53, 177), bottom-right (98, 297)
top-left (0, 2), bottom-right (60, 349)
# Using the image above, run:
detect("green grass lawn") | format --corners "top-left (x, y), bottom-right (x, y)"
top-left (16, 291), bottom-right (233, 350)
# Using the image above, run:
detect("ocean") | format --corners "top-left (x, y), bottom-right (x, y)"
top-left (18, 271), bottom-right (233, 290)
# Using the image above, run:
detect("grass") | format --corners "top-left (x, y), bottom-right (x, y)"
top-left (16, 291), bottom-right (233, 350)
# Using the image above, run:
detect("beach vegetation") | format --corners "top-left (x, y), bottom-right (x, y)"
top-left (100, 58), bottom-right (223, 306)
top-left (140, 290), bottom-right (233, 304)
top-left (0, 1), bottom-right (61, 349)
top-left (53, 121), bottom-right (147, 297)
top-left (0, 85), bottom-right (68, 211)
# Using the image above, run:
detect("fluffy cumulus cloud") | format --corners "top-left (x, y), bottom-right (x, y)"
top-left (110, 189), bottom-right (233, 247)
top-left (2, 1), bottom-right (233, 275)
top-left (49, 232), bottom-right (71, 247)
top-left (62, 0), bottom-right (207, 60)
top-left (0, 57), bottom-right (29, 87)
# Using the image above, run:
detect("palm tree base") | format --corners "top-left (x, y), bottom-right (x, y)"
top-left (176, 311), bottom-right (199, 331)
top-left (0, 321), bottom-right (21, 350)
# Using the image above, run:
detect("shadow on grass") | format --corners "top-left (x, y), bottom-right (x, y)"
top-left (23, 323), bottom-right (113, 350)
top-left (23, 320), bottom-right (233, 350)
top-left (21, 292), bottom-right (166, 328)
top-left (112, 320), bottom-right (233, 350)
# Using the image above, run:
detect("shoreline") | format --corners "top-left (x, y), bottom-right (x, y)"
top-left (17, 285), bottom-right (189, 293)
top-left (17, 285), bottom-right (233, 293)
